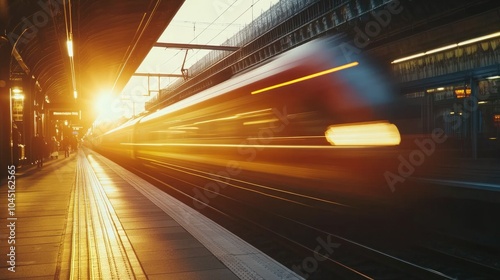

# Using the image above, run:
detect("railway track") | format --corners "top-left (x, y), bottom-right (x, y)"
top-left (417, 231), bottom-right (500, 279)
top-left (107, 159), bottom-right (493, 279)
top-left (98, 151), bottom-right (499, 279)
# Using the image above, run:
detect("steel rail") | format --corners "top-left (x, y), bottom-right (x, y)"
top-left (132, 157), bottom-right (456, 280)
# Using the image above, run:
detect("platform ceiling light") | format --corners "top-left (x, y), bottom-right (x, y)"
top-left (12, 93), bottom-right (24, 100)
top-left (457, 31), bottom-right (500, 46)
top-left (392, 31), bottom-right (500, 64)
top-left (251, 62), bottom-right (359, 94)
top-left (486, 76), bottom-right (500, 80)
top-left (424, 44), bottom-right (458, 55)
top-left (391, 53), bottom-right (426, 64)
top-left (67, 39), bottom-right (73, 57)
top-left (12, 87), bottom-right (22, 93)
top-left (73, 90), bottom-right (77, 99)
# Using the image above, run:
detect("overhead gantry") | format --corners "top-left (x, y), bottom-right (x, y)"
top-left (134, 42), bottom-right (240, 83)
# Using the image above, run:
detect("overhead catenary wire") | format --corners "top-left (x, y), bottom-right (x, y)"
top-left (166, 0), bottom-right (265, 77)
top-left (160, 0), bottom-right (242, 72)
top-left (151, 0), bottom-right (241, 90)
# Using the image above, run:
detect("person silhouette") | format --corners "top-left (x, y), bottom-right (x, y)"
top-left (33, 134), bottom-right (46, 167)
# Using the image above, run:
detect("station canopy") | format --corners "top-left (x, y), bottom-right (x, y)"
top-left (111, 0), bottom-right (280, 120)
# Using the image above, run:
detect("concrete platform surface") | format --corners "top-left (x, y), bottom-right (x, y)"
top-left (0, 149), bottom-right (302, 279)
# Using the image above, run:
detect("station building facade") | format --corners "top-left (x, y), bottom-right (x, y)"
top-left (392, 35), bottom-right (500, 158)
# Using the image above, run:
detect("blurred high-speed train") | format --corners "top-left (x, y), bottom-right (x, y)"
top-left (90, 36), bottom-right (409, 199)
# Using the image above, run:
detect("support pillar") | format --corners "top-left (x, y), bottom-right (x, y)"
top-left (470, 78), bottom-right (478, 159)
top-left (23, 77), bottom-right (35, 164)
top-left (423, 89), bottom-right (433, 134)
top-left (0, 36), bottom-right (12, 179)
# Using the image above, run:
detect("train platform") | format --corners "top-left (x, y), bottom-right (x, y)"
top-left (0, 149), bottom-right (302, 280)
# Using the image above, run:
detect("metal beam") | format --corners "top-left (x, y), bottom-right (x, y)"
top-left (133, 73), bottom-right (184, 78)
top-left (153, 42), bottom-right (239, 51)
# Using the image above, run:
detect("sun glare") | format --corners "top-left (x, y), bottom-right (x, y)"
top-left (95, 93), bottom-right (113, 115)
top-left (95, 92), bottom-right (127, 122)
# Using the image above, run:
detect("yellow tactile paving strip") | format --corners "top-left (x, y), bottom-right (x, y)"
top-left (69, 150), bottom-right (146, 280)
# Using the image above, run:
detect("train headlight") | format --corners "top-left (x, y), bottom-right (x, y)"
top-left (325, 121), bottom-right (401, 146)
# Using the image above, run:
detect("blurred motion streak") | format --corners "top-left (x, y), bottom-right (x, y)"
top-left (148, 159), bottom-right (351, 208)
top-left (194, 116), bottom-right (238, 124)
top-left (325, 121), bottom-right (401, 146)
top-left (244, 118), bottom-right (279, 125)
top-left (122, 143), bottom-right (384, 149)
top-left (251, 62), bottom-right (359, 94)
top-left (90, 36), bottom-right (401, 199)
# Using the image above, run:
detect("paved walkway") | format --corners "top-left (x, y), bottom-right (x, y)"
top-left (0, 152), bottom-right (76, 279)
top-left (0, 150), bottom-right (302, 279)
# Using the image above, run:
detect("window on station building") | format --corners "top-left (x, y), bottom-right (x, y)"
top-left (479, 78), bottom-right (500, 99)
top-left (454, 87), bottom-right (471, 99)
top-left (425, 85), bottom-right (476, 100)
top-left (494, 114), bottom-right (500, 127)
top-left (427, 86), bottom-right (454, 101)
top-left (12, 98), bottom-right (24, 121)
top-left (11, 89), bottom-right (24, 121)
top-left (404, 91), bottom-right (425, 99)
